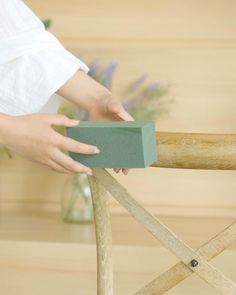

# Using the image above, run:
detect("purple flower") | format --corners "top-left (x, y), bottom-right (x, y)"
top-left (88, 60), bottom-right (100, 78)
top-left (128, 74), bottom-right (148, 93)
top-left (143, 83), bottom-right (160, 95)
top-left (123, 98), bottom-right (140, 110)
top-left (100, 62), bottom-right (117, 89)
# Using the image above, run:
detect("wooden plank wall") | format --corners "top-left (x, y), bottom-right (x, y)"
top-left (1, 0), bottom-right (236, 217)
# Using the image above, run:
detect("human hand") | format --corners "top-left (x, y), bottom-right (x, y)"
top-left (1, 113), bottom-right (100, 174)
top-left (89, 90), bottom-right (134, 175)
top-left (57, 70), bottom-right (134, 175)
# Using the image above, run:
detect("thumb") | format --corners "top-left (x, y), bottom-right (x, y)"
top-left (117, 110), bottom-right (134, 121)
top-left (108, 101), bottom-right (134, 121)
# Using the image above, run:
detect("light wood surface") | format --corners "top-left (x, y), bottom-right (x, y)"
top-left (2, 240), bottom-right (236, 295)
top-left (0, 211), bottom-right (236, 294)
top-left (0, 211), bottom-right (235, 249)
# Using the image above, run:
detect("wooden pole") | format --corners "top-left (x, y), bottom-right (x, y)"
top-left (153, 132), bottom-right (236, 170)
top-left (88, 175), bottom-right (113, 295)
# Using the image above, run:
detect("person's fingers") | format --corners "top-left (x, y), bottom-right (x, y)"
top-left (109, 103), bottom-right (133, 174)
top-left (122, 168), bottom-right (129, 175)
top-left (113, 168), bottom-right (129, 174)
top-left (107, 100), bottom-right (121, 115)
top-left (49, 114), bottom-right (80, 127)
top-left (47, 159), bottom-right (73, 174)
top-left (108, 100), bottom-right (134, 121)
top-left (51, 148), bottom-right (92, 175)
top-left (116, 109), bottom-right (134, 121)
top-left (57, 135), bottom-right (100, 155)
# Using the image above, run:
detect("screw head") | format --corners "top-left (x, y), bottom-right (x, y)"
top-left (190, 259), bottom-right (198, 267)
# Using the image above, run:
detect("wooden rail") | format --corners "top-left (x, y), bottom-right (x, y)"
top-left (89, 132), bottom-right (236, 295)
top-left (152, 132), bottom-right (236, 170)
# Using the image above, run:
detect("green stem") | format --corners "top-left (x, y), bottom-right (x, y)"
top-left (63, 174), bottom-right (86, 221)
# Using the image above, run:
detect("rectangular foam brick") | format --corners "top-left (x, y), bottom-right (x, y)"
top-left (66, 121), bottom-right (157, 168)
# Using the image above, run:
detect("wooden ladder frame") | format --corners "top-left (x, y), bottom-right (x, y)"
top-left (88, 132), bottom-right (236, 295)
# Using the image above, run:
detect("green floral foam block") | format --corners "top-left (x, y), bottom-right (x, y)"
top-left (66, 121), bottom-right (157, 168)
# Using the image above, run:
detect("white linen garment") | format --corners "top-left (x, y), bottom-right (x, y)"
top-left (0, 0), bottom-right (90, 115)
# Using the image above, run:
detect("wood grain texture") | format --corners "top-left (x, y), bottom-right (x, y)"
top-left (93, 169), bottom-right (236, 294)
top-left (1, 211), bottom-right (235, 250)
top-left (88, 175), bottom-right (113, 295)
top-left (135, 221), bottom-right (236, 295)
top-left (2, 241), bottom-right (235, 295)
top-left (154, 132), bottom-right (236, 170)
top-left (25, 0), bottom-right (236, 42)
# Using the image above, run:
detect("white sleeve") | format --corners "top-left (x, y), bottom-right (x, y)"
top-left (0, 0), bottom-right (90, 115)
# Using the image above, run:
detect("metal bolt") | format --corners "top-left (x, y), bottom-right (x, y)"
top-left (190, 259), bottom-right (199, 267)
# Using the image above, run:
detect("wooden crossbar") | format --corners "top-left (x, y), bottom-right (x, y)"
top-left (153, 132), bottom-right (236, 170)
top-left (88, 132), bottom-right (236, 295)
top-left (91, 169), bottom-right (236, 295)
top-left (135, 221), bottom-right (236, 295)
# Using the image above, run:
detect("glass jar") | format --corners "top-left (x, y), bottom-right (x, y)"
top-left (61, 173), bottom-right (94, 223)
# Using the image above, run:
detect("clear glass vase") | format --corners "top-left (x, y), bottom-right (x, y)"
top-left (61, 173), bottom-right (94, 223)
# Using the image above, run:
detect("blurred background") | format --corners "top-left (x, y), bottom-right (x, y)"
top-left (1, 1), bottom-right (236, 294)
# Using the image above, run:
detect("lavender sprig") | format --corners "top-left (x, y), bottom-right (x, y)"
top-left (126, 74), bottom-right (148, 94)
top-left (58, 60), bottom-right (171, 121)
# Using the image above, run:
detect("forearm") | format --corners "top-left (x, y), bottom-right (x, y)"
top-left (0, 113), bottom-right (12, 145)
top-left (56, 70), bottom-right (112, 113)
